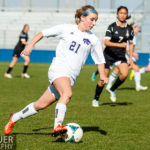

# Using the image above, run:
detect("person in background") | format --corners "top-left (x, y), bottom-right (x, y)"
top-left (92, 6), bottom-right (134, 107)
top-left (106, 23), bottom-right (148, 92)
top-left (4, 24), bottom-right (30, 79)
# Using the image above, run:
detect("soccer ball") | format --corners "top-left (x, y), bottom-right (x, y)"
top-left (62, 123), bottom-right (83, 143)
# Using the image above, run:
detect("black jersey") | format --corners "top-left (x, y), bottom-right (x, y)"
top-left (104, 22), bottom-right (134, 60)
top-left (14, 30), bottom-right (28, 51)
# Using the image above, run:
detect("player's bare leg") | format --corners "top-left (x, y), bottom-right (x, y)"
top-left (51, 77), bottom-right (72, 137)
top-left (4, 88), bottom-right (56, 135)
top-left (4, 56), bottom-right (18, 78)
top-left (21, 55), bottom-right (30, 78)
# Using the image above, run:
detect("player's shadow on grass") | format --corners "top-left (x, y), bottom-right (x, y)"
top-left (52, 126), bottom-right (107, 143)
top-left (82, 126), bottom-right (107, 135)
top-left (15, 75), bottom-right (33, 78)
top-left (101, 102), bottom-right (133, 107)
top-left (12, 126), bottom-right (107, 143)
top-left (11, 126), bottom-right (52, 136)
top-left (118, 87), bottom-right (135, 90)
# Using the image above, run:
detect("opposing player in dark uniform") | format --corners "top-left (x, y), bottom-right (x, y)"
top-left (92, 6), bottom-right (134, 107)
top-left (106, 23), bottom-right (148, 92)
top-left (4, 24), bottom-right (30, 78)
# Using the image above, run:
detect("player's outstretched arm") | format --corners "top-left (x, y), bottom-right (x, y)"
top-left (21, 32), bottom-right (43, 56)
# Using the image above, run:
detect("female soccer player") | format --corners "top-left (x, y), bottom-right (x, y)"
top-left (92, 6), bottom-right (134, 107)
top-left (4, 24), bottom-right (30, 79)
top-left (106, 23), bottom-right (148, 92)
top-left (4, 5), bottom-right (108, 136)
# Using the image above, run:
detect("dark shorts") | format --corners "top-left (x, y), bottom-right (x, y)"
top-left (104, 53), bottom-right (127, 69)
top-left (13, 48), bottom-right (24, 58)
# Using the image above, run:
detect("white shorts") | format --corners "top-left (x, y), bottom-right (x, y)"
top-left (48, 58), bottom-right (76, 87)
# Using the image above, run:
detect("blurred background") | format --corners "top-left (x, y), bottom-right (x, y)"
top-left (0, 0), bottom-right (150, 64)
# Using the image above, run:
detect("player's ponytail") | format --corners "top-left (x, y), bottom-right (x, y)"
top-left (75, 5), bottom-right (98, 24)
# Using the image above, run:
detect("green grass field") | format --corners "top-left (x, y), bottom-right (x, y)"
top-left (0, 62), bottom-right (150, 150)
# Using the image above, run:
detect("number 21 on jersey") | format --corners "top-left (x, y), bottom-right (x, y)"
top-left (69, 41), bottom-right (81, 54)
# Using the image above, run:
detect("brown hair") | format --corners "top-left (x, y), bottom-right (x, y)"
top-left (75, 5), bottom-right (97, 24)
top-left (129, 22), bottom-right (135, 27)
top-left (129, 22), bottom-right (139, 28)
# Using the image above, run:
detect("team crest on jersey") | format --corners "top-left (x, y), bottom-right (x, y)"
top-left (126, 30), bottom-right (129, 37)
top-left (83, 38), bottom-right (91, 45)
top-left (115, 31), bottom-right (118, 34)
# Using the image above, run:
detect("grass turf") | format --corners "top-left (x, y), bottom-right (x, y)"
top-left (0, 62), bottom-right (150, 150)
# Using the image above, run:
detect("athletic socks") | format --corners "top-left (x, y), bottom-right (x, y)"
top-left (6, 65), bottom-right (29, 74)
top-left (139, 67), bottom-right (146, 74)
top-left (23, 65), bottom-right (29, 73)
top-left (11, 102), bottom-right (67, 129)
top-left (6, 67), bottom-right (13, 74)
top-left (108, 71), bottom-right (117, 87)
top-left (12, 102), bottom-right (38, 122)
top-left (54, 103), bottom-right (67, 129)
top-left (110, 77), bottom-right (125, 91)
top-left (134, 71), bottom-right (141, 88)
top-left (94, 84), bottom-right (104, 100)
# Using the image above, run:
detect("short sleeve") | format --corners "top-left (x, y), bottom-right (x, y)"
top-left (42, 24), bottom-right (65, 38)
top-left (20, 32), bottom-right (27, 42)
top-left (91, 38), bottom-right (105, 64)
top-left (105, 25), bottom-right (113, 40)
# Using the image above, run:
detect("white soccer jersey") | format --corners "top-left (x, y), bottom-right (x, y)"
top-left (42, 24), bottom-right (105, 85)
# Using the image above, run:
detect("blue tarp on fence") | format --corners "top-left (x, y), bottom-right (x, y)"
top-left (0, 49), bottom-right (149, 66)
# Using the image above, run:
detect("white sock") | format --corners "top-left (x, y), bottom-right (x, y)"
top-left (140, 67), bottom-right (146, 74)
top-left (54, 103), bottom-right (67, 129)
top-left (108, 72), bottom-right (117, 87)
top-left (12, 102), bottom-right (38, 122)
top-left (134, 72), bottom-right (141, 88)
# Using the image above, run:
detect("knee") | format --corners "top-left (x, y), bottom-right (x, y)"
top-left (121, 73), bottom-right (128, 80)
top-left (134, 66), bottom-right (139, 72)
top-left (26, 58), bottom-right (30, 64)
top-left (98, 80), bottom-right (104, 87)
top-left (65, 91), bottom-right (72, 100)
top-left (60, 91), bottom-right (72, 104)
top-left (25, 57), bottom-right (30, 64)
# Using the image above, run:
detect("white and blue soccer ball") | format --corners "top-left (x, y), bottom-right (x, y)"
top-left (62, 123), bottom-right (83, 143)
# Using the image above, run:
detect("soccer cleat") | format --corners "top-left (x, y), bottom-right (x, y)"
top-left (136, 86), bottom-right (148, 91)
top-left (21, 73), bottom-right (30, 78)
top-left (4, 113), bottom-right (15, 135)
top-left (4, 73), bottom-right (12, 79)
top-left (92, 99), bottom-right (99, 107)
top-left (51, 125), bottom-right (67, 137)
top-left (91, 72), bottom-right (96, 81)
top-left (109, 90), bottom-right (116, 102)
top-left (129, 70), bottom-right (134, 80)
